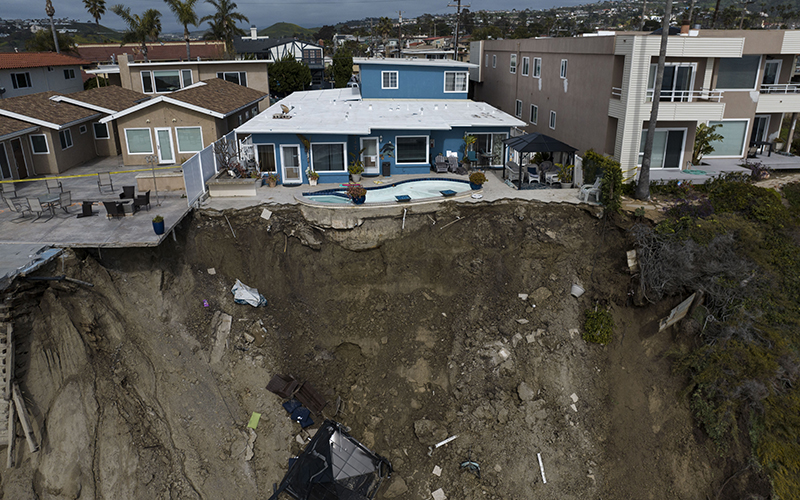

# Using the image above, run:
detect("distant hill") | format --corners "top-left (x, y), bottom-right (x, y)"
top-left (258, 22), bottom-right (319, 40)
top-left (0, 22), bottom-right (122, 52)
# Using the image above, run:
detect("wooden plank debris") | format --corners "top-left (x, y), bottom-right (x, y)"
top-left (12, 383), bottom-right (38, 453)
top-left (6, 399), bottom-right (15, 468)
top-left (658, 293), bottom-right (697, 332)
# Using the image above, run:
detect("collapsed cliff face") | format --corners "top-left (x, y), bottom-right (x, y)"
top-left (1, 202), bottom-right (741, 499)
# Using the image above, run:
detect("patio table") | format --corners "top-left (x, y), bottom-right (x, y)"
top-left (38, 193), bottom-right (60, 215)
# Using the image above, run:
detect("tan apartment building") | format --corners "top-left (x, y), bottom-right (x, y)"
top-left (471, 30), bottom-right (800, 179)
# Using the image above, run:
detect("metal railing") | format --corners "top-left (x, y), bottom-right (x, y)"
top-left (645, 89), bottom-right (724, 103)
top-left (611, 87), bottom-right (623, 99)
top-left (760, 83), bottom-right (800, 94)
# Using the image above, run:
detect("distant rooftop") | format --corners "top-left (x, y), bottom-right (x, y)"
top-left (0, 52), bottom-right (90, 70)
top-left (354, 57), bottom-right (477, 69)
top-left (236, 88), bottom-right (523, 136)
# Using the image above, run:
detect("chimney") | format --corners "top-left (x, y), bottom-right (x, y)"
top-left (681, 20), bottom-right (690, 35)
top-left (250, 25), bottom-right (257, 39)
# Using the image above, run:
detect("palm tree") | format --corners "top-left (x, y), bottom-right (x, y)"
top-left (83, 0), bottom-right (106, 25)
top-left (164, 0), bottom-right (199, 60)
top-left (200, 0), bottom-right (248, 56)
top-left (111, 5), bottom-right (162, 62)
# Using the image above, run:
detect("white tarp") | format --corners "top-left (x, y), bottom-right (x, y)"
top-left (231, 279), bottom-right (268, 307)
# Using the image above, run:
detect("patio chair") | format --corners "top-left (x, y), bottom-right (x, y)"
top-left (58, 191), bottom-right (72, 214)
top-left (103, 201), bottom-right (125, 219)
top-left (505, 161), bottom-right (521, 183)
top-left (467, 151), bottom-right (478, 163)
top-left (133, 190), bottom-right (151, 212)
top-left (1, 183), bottom-right (16, 198)
top-left (27, 197), bottom-right (53, 222)
top-left (433, 154), bottom-right (448, 173)
top-left (46, 178), bottom-right (63, 193)
top-left (578, 177), bottom-right (603, 203)
top-left (119, 185), bottom-right (136, 199)
top-left (446, 156), bottom-right (459, 173)
top-left (97, 173), bottom-right (114, 193)
top-left (525, 164), bottom-right (541, 186)
top-left (4, 196), bottom-right (32, 222)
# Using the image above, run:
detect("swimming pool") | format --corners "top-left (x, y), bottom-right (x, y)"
top-left (302, 178), bottom-right (472, 204)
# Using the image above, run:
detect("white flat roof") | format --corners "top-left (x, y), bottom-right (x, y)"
top-left (236, 88), bottom-right (524, 135)
top-left (354, 57), bottom-right (477, 69)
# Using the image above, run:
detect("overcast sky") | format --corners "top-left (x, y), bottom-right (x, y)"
top-left (4, 0), bottom-right (586, 34)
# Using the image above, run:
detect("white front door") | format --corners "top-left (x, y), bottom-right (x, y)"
top-left (361, 137), bottom-right (379, 175)
top-left (281, 145), bottom-right (301, 184)
top-left (751, 115), bottom-right (770, 144)
top-left (155, 128), bottom-right (174, 164)
top-left (763, 60), bottom-right (782, 86)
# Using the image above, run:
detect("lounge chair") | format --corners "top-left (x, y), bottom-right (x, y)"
top-left (1, 183), bottom-right (16, 198)
top-left (97, 173), bottom-right (114, 193)
top-left (46, 178), bottom-right (63, 193)
top-left (446, 156), bottom-right (459, 173)
top-left (578, 177), bottom-right (603, 203)
top-left (134, 190), bottom-right (151, 211)
top-left (27, 197), bottom-right (53, 222)
top-left (433, 154), bottom-right (448, 173)
top-left (58, 191), bottom-right (72, 214)
top-left (526, 164), bottom-right (541, 186)
top-left (505, 161), bottom-right (522, 183)
top-left (4, 196), bottom-right (32, 222)
top-left (119, 185), bottom-right (135, 199)
top-left (103, 201), bottom-right (125, 219)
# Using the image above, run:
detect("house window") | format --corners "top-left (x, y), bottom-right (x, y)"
top-left (256, 144), bottom-right (277, 172)
top-left (515, 99), bottom-right (522, 118)
top-left (11, 72), bottom-right (32, 89)
top-left (141, 71), bottom-right (154, 93)
top-left (30, 134), bottom-right (49, 154)
top-left (216, 71), bottom-right (248, 87)
top-left (238, 114), bottom-right (243, 125)
top-left (64, 68), bottom-right (76, 80)
top-left (716, 55), bottom-right (761, 90)
top-left (396, 136), bottom-right (428, 164)
top-left (510, 54), bottom-right (517, 74)
top-left (176, 127), bottom-right (203, 153)
top-left (444, 71), bottom-right (468, 92)
top-left (522, 57), bottom-right (530, 76)
top-left (706, 120), bottom-right (749, 157)
top-left (79, 124), bottom-right (87, 134)
top-left (245, 110), bottom-right (250, 119)
top-left (530, 104), bottom-right (538, 125)
top-left (124, 128), bottom-right (154, 154)
top-left (0, 143), bottom-right (11, 180)
top-left (181, 69), bottom-right (193, 87)
top-left (647, 63), bottom-right (696, 102)
top-left (153, 70), bottom-right (182, 92)
top-left (560, 59), bottom-right (568, 78)
top-left (549, 111), bottom-right (556, 130)
top-left (485, 53), bottom-right (489, 67)
top-left (59, 129), bottom-right (73, 150)
top-left (533, 57), bottom-right (541, 78)
top-left (492, 54), bottom-right (496, 68)
top-left (93, 122), bottom-right (109, 139)
top-left (381, 71), bottom-right (398, 89)
top-left (310, 143), bottom-right (346, 171)
top-left (252, 107), bottom-right (258, 116)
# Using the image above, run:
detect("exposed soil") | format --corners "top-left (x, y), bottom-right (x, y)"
top-left (0, 201), bottom-right (763, 499)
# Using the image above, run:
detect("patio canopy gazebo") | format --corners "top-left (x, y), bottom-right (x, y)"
top-left (503, 133), bottom-right (578, 189)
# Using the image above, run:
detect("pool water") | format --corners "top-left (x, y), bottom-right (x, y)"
top-left (304, 178), bottom-right (471, 204)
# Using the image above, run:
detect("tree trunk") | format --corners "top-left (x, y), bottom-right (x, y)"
top-left (712, 0), bottom-right (722, 27)
top-left (636, 0), bottom-right (672, 200)
top-left (185, 25), bottom-right (191, 61)
top-left (142, 41), bottom-right (149, 62)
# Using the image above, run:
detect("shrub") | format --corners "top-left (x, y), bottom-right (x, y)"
top-left (782, 181), bottom-right (800, 211)
top-left (601, 162), bottom-right (623, 212)
top-left (583, 306), bottom-right (614, 345)
top-left (469, 172), bottom-right (487, 185)
top-left (705, 176), bottom-right (788, 227)
top-left (346, 183), bottom-right (366, 199)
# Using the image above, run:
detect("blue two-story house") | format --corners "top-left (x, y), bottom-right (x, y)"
top-left (235, 58), bottom-right (525, 185)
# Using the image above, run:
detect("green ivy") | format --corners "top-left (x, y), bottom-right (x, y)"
top-left (583, 307), bottom-right (614, 345)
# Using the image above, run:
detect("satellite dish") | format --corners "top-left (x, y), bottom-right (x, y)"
top-left (280, 104), bottom-right (290, 114)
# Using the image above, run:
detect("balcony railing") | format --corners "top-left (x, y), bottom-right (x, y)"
top-left (760, 83), bottom-right (800, 94)
top-left (611, 87), bottom-right (622, 99)
top-left (645, 89), bottom-right (724, 103)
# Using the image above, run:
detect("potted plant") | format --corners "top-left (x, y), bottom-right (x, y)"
top-left (556, 163), bottom-right (574, 187)
top-left (346, 183), bottom-right (367, 204)
top-left (306, 169), bottom-right (320, 186)
top-left (267, 173), bottom-right (278, 187)
top-left (469, 171), bottom-right (487, 190)
top-left (348, 157), bottom-right (364, 182)
top-left (152, 215), bottom-right (165, 235)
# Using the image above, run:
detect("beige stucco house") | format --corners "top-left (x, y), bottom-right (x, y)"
top-left (472, 29), bottom-right (800, 179)
top-left (100, 78), bottom-right (267, 166)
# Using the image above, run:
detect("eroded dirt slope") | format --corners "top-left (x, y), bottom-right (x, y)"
top-left (0, 201), bottom-right (735, 499)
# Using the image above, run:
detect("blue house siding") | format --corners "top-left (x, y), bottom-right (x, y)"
top-left (359, 64), bottom-right (468, 100)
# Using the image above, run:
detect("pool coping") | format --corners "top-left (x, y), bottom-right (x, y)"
top-left (294, 177), bottom-right (479, 208)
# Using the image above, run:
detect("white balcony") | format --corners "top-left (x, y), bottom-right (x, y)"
top-left (757, 86), bottom-right (800, 113)
top-left (645, 89), bottom-right (724, 103)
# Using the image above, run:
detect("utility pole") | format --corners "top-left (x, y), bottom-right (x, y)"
top-left (398, 10), bottom-right (403, 51)
top-left (640, 0), bottom-right (648, 30)
top-left (447, 0), bottom-right (470, 61)
top-left (45, 0), bottom-right (60, 54)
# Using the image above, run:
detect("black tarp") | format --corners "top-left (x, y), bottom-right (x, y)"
top-left (269, 420), bottom-right (392, 500)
